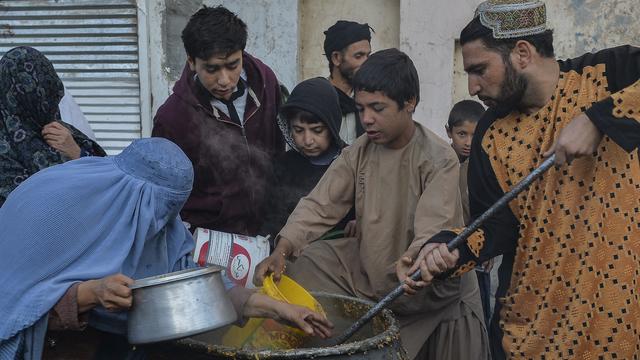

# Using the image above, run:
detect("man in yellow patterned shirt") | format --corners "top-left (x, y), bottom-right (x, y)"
top-left (401, 1), bottom-right (640, 359)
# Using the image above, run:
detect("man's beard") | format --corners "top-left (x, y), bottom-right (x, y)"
top-left (339, 63), bottom-right (357, 86)
top-left (493, 60), bottom-right (528, 114)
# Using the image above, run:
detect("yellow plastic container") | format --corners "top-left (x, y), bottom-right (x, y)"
top-left (262, 274), bottom-right (325, 315)
top-left (221, 274), bottom-right (325, 350)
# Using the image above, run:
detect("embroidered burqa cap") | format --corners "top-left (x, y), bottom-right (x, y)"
top-left (475, 0), bottom-right (547, 39)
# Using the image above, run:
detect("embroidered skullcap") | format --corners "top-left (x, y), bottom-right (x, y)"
top-left (475, 0), bottom-right (547, 39)
top-left (323, 20), bottom-right (373, 62)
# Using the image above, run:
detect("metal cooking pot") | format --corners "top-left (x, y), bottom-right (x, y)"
top-left (127, 266), bottom-right (237, 344)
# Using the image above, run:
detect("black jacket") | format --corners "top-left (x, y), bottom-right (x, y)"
top-left (261, 77), bottom-right (353, 239)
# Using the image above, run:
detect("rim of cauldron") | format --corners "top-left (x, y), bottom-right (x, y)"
top-left (173, 291), bottom-right (402, 358)
top-left (130, 266), bottom-right (224, 289)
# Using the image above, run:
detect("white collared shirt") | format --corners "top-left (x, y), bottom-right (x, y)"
top-left (210, 70), bottom-right (248, 124)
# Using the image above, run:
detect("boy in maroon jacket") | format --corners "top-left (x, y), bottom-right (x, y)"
top-left (152, 6), bottom-right (285, 236)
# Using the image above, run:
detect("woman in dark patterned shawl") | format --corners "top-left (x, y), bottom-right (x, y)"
top-left (0, 46), bottom-right (105, 206)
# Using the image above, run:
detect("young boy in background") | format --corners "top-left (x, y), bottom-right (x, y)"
top-left (445, 100), bottom-right (484, 223)
top-left (445, 100), bottom-right (498, 326)
top-left (261, 77), bottom-right (351, 239)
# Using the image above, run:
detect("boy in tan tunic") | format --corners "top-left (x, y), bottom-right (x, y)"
top-left (254, 49), bottom-right (489, 360)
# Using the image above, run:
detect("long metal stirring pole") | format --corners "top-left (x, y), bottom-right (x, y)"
top-left (331, 154), bottom-right (557, 346)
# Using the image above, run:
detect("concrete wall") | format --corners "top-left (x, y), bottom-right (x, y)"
top-left (298, 0), bottom-right (400, 81)
top-left (209, 0), bottom-right (299, 91)
top-left (399, 0), bottom-right (482, 139)
top-left (547, 0), bottom-right (638, 58)
top-left (163, 0), bottom-right (202, 82)
top-left (146, 0), bottom-right (173, 116)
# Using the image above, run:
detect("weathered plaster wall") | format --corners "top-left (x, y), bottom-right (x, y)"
top-left (298, 0), bottom-right (400, 81)
top-left (148, 0), bottom-right (298, 115)
top-left (546, 0), bottom-right (638, 58)
top-left (399, 0), bottom-right (482, 139)
top-left (164, 0), bottom-right (202, 81)
top-left (207, 0), bottom-right (299, 91)
top-left (147, 0), bottom-right (172, 116)
top-left (401, 0), bottom-right (640, 139)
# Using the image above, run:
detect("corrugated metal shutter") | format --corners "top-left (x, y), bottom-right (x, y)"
top-left (0, 0), bottom-right (144, 155)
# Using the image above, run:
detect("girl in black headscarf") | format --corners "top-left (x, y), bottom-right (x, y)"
top-left (0, 46), bottom-right (105, 206)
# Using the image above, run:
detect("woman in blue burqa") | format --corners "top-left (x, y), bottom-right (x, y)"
top-left (0, 137), bottom-right (332, 359)
top-left (0, 46), bottom-right (106, 207)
